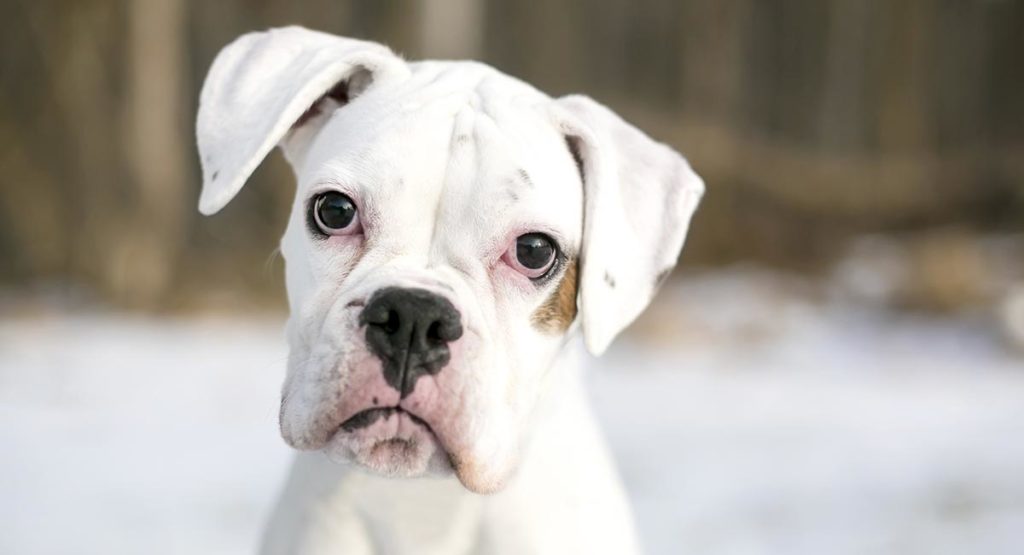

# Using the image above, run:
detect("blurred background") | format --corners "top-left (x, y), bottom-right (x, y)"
top-left (2, 1), bottom-right (1022, 554)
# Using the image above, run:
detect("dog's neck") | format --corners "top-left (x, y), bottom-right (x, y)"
top-left (260, 340), bottom-right (593, 554)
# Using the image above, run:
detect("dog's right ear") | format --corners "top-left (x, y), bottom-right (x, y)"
top-left (196, 26), bottom-right (408, 215)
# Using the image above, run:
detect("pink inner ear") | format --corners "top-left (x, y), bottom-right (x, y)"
top-left (294, 80), bottom-right (350, 128)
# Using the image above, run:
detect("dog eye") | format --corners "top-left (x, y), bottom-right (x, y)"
top-left (517, 234), bottom-right (555, 269)
top-left (311, 191), bottom-right (360, 235)
top-left (503, 233), bottom-right (558, 279)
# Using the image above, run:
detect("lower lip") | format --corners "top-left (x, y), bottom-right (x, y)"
top-left (327, 405), bottom-right (456, 475)
top-left (340, 406), bottom-right (432, 434)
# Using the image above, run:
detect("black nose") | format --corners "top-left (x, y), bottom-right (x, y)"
top-left (359, 287), bottom-right (463, 398)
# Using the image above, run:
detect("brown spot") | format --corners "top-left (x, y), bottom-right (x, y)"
top-left (531, 258), bottom-right (579, 334)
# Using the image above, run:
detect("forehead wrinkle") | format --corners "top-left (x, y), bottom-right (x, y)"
top-left (426, 104), bottom-right (481, 262)
top-left (469, 108), bottom-right (524, 229)
top-left (429, 101), bottom-right (526, 274)
top-left (321, 98), bottom-right (464, 263)
top-left (428, 97), bottom-right (580, 274)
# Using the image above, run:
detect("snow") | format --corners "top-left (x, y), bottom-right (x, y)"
top-left (2, 273), bottom-right (1023, 554)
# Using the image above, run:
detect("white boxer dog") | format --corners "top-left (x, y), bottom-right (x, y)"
top-left (196, 27), bottom-right (703, 555)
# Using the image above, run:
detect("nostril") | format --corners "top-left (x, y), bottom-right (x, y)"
top-left (383, 310), bottom-right (400, 334)
top-left (426, 321), bottom-right (443, 345)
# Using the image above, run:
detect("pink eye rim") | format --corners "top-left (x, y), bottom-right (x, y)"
top-left (502, 232), bottom-right (560, 280)
top-left (308, 191), bottom-right (362, 237)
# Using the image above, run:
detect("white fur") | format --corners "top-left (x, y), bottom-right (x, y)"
top-left (196, 26), bottom-right (703, 554)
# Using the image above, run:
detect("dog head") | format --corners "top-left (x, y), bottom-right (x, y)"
top-left (196, 27), bottom-right (703, 493)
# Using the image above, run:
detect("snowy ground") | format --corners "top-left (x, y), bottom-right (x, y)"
top-left (2, 272), bottom-right (1023, 554)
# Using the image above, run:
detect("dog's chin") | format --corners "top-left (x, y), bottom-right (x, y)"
top-left (298, 408), bottom-right (515, 494)
top-left (322, 408), bottom-right (454, 479)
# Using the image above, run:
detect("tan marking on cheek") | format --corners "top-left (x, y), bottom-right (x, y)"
top-left (530, 258), bottom-right (579, 334)
top-left (451, 453), bottom-right (507, 494)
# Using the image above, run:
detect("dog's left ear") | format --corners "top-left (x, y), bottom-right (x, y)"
top-left (196, 26), bottom-right (409, 215)
top-left (552, 95), bottom-right (704, 356)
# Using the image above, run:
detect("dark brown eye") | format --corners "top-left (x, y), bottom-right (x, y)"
top-left (516, 232), bottom-right (557, 276)
top-left (312, 191), bottom-right (360, 235)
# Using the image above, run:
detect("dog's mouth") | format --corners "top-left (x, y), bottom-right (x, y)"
top-left (328, 404), bottom-right (454, 479)
top-left (339, 406), bottom-right (431, 433)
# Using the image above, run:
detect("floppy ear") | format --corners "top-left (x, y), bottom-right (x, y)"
top-left (553, 95), bottom-right (704, 355)
top-left (195, 26), bottom-right (409, 215)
